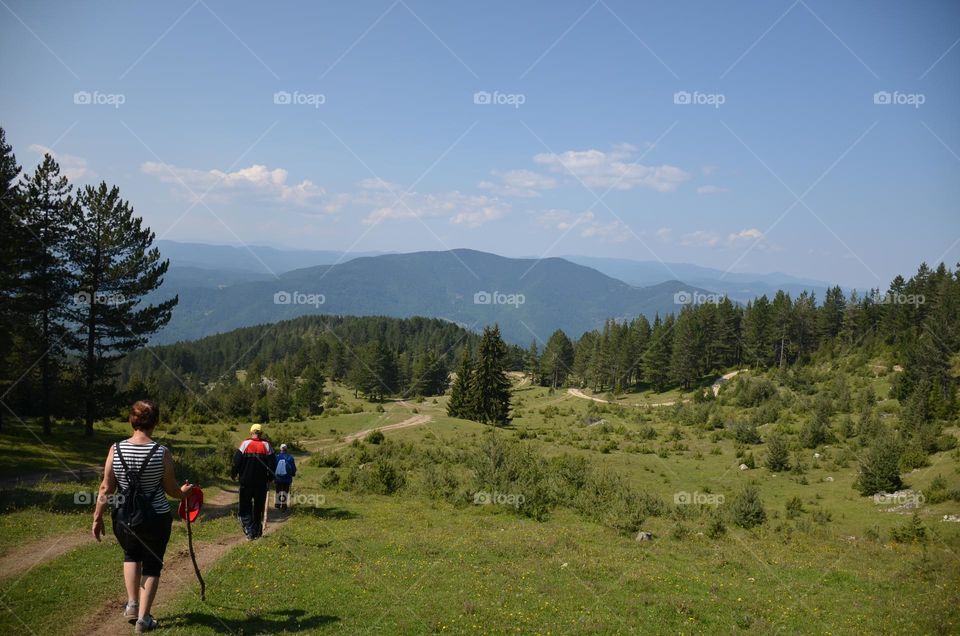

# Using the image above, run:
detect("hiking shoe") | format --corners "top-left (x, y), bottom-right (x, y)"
top-left (123, 602), bottom-right (139, 623)
top-left (135, 615), bottom-right (158, 633)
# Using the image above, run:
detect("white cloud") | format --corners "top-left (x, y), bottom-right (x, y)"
top-left (655, 227), bottom-right (673, 242)
top-left (702, 165), bottom-right (719, 176)
top-left (697, 185), bottom-right (729, 194)
top-left (354, 187), bottom-right (508, 227)
top-left (727, 227), bottom-right (764, 244)
top-left (141, 161), bottom-right (326, 207)
top-left (680, 230), bottom-right (722, 248)
top-left (679, 227), bottom-right (767, 249)
top-left (29, 144), bottom-right (94, 180)
top-left (478, 169), bottom-right (556, 198)
top-left (535, 209), bottom-right (629, 242)
top-left (533, 144), bottom-right (690, 192)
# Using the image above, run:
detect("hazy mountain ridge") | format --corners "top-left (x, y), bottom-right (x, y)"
top-left (151, 248), bottom-right (714, 345)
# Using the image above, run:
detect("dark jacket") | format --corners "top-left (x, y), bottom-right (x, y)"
top-left (274, 452), bottom-right (297, 484)
top-left (231, 436), bottom-right (276, 487)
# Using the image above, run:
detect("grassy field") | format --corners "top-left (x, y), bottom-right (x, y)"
top-left (1, 366), bottom-right (958, 634)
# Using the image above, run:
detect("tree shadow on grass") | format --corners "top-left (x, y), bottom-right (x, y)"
top-left (164, 608), bottom-right (339, 633)
top-left (289, 506), bottom-right (359, 521)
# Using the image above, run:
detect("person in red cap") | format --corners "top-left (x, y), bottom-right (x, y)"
top-left (231, 423), bottom-right (275, 539)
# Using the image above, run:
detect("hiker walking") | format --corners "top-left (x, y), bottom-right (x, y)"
top-left (231, 424), bottom-right (275, 540)
top-left (92, 400), bottom-right (194, 633)
top-left (274, 443), bottom-right (297, 511)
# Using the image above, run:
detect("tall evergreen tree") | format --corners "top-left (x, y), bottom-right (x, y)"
top-left (65, 183), bottom-right (177, 435)
top-left (19, 155), bottom-right (72, 434)
top-left (524, 340), bottom-right (540, 385)
top-left (669, 308), bottom-right (699, 389)
top-left (468, 325), bottom-right (512, 426)
top-left (541, 329), bottom-right (574, 389)
top-left (642, 314), bottom-right (673, 391)
top-left (0, 127), bottom-right (22, 432)
top-left (447, 347), bottom-right (474, 419)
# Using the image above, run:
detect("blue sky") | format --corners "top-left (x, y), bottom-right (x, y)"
top-left (2, 0), bottom-right (958, 288)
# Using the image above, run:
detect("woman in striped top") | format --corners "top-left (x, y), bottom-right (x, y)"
top-left (92, 400), bottom-right (194, 633)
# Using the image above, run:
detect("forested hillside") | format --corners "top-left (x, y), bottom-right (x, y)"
top-left (115, 315), bottom-right (511, 423)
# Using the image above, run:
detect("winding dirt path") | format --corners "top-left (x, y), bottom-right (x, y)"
top-left (339, 414), bottom-right (432, 445)
top-left (0, 464), bottom-right (100, 491)
top-left (567, 369), bottom-right (744, 408)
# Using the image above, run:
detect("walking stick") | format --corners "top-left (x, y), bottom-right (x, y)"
top-left (179, 486), bottom-right (206, 601)
top-left (262, 490), bottom-right (269, 534)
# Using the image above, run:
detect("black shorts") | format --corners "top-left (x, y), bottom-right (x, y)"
top-left (112, 510), bottom-right (173, 577)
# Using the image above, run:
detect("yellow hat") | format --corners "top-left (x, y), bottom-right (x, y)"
top-left (250, 424), bottom-right (263, 434)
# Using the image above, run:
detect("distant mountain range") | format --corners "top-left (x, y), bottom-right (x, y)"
top-left (561, 256), bottom-right (834, 304)
top-left (149, 247), bottom-right (715, 345)
top-left (148, 241), bottom-right (841, 345)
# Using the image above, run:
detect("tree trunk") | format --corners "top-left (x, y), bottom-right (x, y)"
top-left (84, 300), bottom-right (96, 437)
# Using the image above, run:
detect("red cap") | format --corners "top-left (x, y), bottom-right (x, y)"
top-left (178, 486), bottom-right (204, 522)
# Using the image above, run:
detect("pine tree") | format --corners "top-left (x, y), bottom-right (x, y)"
top-left (541, 329), bottom-right (574, 389)
top-left (669, 308), bottom-right (699, 389)
top-left (447, 347), bottom-right (474, 419)
top-left (764, 432), bottom-right (790, 472)
top-left (855, 428), bottom-right (903, 496)
top-left (642, 315), bottom-right (673, 391)
top-left (468, 325), bottom-right (511, 426)
top-left (0, 127), bottom-right (22, 433)
top-left (64, 183), bottom-right (178, 435)
top-left (524, 340), bottom-right (540, 385)
top-left (19, 154), bottom-right (73, 434)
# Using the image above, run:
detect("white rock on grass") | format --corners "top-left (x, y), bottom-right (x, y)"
top-left (635, 531), bottom-right (654, 542)
top-left (739, 463), bottom-right (749, 471)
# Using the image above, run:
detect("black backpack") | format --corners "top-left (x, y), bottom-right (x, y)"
top-left (112, 442), bottom-right (162, 532)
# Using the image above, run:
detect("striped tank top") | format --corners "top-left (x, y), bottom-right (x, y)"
top-left (112, 440), bottom-right (170, 514)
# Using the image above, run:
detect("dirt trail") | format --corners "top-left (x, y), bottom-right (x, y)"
top-left (0, 464), bottom-right (100, 491)
top-left (339, 414), bottom-right (432, 445)
top-left (80, 491), bottom-right (286, 636)
top-left (567, 369), bottom-right (744, 408)
top-left (0, 531), bottom-right (90, 581)
top-left (0, 490), bottom-right (237, 584)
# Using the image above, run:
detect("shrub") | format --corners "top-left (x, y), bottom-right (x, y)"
top-left (706, 515), bottom-right (727, 538)
top-left (855, 431), bottom-right (903, 496)
top-left (785, 496), bottom-right (804, 519)
top-left (734, 421), bottom-right (762, 444)
top-left (764, 433), bottom-right (791, 472)
top-left (890, 512), bottom-right (927, 543)
top-left (730, 484), bottom-right (766, 528)
top-left (366, 430), bottom-right (385, 445)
